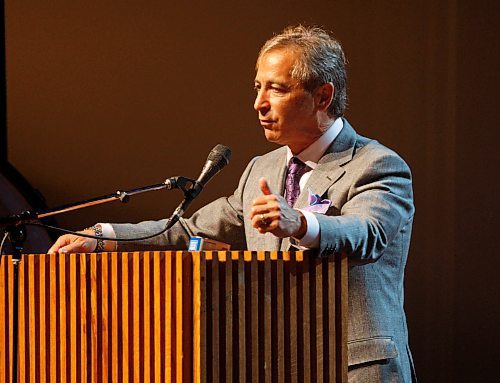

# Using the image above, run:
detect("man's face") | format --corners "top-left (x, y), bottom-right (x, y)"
top-left (254, 49), bottom-right (322, 153)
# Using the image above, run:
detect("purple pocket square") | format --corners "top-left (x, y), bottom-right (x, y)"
top-left (302, 189), bottom-right (331, 214)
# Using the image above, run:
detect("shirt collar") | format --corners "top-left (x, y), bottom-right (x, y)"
top-left (286, 117), bottom-right (344, 169)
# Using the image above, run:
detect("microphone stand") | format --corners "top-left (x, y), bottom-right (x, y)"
top-left (0, 175), bottom-right (195, 233)
top-left (0, 175), bottom-right (195, 383)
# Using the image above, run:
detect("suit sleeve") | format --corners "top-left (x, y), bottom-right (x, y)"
top-left (316, 149), bottom-right (414, 262)
top-left (111, 158), bottom-right (258, 251)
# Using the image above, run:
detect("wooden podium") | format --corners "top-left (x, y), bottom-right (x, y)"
top-left (0, 251), bottom-right (347, 382)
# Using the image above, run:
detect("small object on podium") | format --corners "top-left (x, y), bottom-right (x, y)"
top-left (188, 236), bottom-right (231, 251)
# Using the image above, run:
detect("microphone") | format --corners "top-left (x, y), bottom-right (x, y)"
top-left (167, 144), bottom-right (231, 227)
top-left (162, 144), bottom-right (231, 197)
top-left (190, 144), bottom-right (232, 199)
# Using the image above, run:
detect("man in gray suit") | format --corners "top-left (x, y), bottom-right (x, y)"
top-left (49, 25), bottom-right (416, 382)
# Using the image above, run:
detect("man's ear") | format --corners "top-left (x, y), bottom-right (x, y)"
top-left (315, 82), bottom-right (334, 112)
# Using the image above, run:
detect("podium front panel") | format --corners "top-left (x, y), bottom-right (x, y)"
top-left (0, 251), bottom-right (347, 382)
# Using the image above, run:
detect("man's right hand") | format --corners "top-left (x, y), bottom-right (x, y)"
top-left (47, 229), bottom-right (97, 254)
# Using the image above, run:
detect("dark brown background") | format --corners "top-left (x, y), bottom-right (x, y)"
top-left (5, 1), bottom-right (499, 381)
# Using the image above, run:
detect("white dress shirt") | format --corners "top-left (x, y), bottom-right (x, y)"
top-left (286, 117), bottom-right (343, 248)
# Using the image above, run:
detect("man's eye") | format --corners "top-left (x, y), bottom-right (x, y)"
top-left (271, 87), bottom-right (287, 93)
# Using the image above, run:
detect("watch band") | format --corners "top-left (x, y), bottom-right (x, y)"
top-left (86, 224), bottom-right (105, 252)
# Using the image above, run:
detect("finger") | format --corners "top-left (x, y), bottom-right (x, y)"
top-left (250, 201), bottom-right (280, 219)
top-left (251, 212), bottom-right (269, 229)
top-left (48, 235), bottom-right (71, 254)
top-left (251, 195), bottom-right (274, 209)
top-left (60, 238), bottom-right (96, 254)
top-left (259, 177), bottom-right (272, 195)
top-left (251, 194), bottom-right (280, 217)
top-left (251, 210), bottom-right (280, 230)
top-left (47, 243), bottom-right (58, 254)
top-left (251, 215), bottom-right (261, 229)
top-left (250, 204), bottom-right (267, 219)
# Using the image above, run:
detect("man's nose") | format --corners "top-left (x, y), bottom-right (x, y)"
top-left (254, 91), bottom-right (270, 114)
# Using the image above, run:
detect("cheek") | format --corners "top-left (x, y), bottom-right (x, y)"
top-left (276, 103), bottom-right (300, 120)
top-left (295, 96), bottom-right (315, 114)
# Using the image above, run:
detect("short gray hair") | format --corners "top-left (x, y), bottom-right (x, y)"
top-left (257, 25), bottom-right (347, 118)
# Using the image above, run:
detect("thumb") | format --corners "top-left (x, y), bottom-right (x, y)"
top-left (259, 177), bottom-right (273, 195)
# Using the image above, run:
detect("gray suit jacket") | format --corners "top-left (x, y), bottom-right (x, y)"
top-left (113, 119), bottom-right (416, 381)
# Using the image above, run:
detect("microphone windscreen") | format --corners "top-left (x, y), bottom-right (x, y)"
top-left (208, 144), bottom-right (232, 168)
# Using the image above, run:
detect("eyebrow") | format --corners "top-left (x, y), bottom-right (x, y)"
top-left (254, 80), bottom-right (292, 89)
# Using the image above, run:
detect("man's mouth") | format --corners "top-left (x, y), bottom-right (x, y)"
top-left (260, 119), bottom-right (276, 126)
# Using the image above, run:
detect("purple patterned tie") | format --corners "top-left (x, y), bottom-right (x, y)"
top-left (285, 157), bottom-right (309, 207)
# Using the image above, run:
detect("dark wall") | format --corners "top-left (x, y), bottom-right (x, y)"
top-left (5, 1), bottom-right (498, 381)
top-left (454, 1), bottom-right (499, 381)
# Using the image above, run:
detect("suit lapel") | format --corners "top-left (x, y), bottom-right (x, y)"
top-left (295, 119), bottom-right (357, 210)
top-left (266, 147), bottom-right (288, 197)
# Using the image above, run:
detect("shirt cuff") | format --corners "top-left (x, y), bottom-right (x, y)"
top-left (291, 209), bottom-right (320, 249)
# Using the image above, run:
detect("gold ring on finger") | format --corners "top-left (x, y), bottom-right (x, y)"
top-left (260, 213), bottom-right (269, 226)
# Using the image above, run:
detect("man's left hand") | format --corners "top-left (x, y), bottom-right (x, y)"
top-left (250, 177), bottom-right (307, 239)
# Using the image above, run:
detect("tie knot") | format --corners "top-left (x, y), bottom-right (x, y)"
top-left (288, 157), bottom-right (307, 174)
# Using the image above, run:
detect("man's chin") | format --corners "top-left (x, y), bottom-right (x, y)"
top-left (263, 130), bottom-right (282, 144)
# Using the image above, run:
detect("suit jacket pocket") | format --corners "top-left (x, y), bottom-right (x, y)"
top-left (348, 336), bottom-right (399, 367)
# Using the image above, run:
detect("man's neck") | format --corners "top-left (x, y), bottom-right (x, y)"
top-left (288, 117), bottom-right (336, 155)
top-left (287, 117), bottom-right (343, 159)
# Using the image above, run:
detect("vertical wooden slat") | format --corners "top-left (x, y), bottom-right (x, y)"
top-left (258, 250), bottom-right (266, 382)
top-left (231, 250), bottom-right (240, 376)
top-left (132, 252), bottom-right (140, 383)
top-left (175, 251), bottom-right (184, 383)
top-left (336, 254), bottom-right (348, 382)
top-left (18, 257), bottom-right (27, 383)
top-left (250, 252), bottom-right (259, 382)
top-left (245, 250), bottom-right (253, 382)
top-left (143, 252), bottom-right (151, 383)
top-left (192, 251), bottom-right (201, 383)
top-left (199, 252), bottom-right (208, 383)
top-left (79, 253), bottom-right (87, 383)
top-left (182, 252), bottom-right (193, 383)
top-left (90, 253), bottom-right (98, 383)
top-left (264, 253), bottom-right (272, 383)
top-left (70, 253), bottom-right (77, 383)
top-left (276, 251), bottom-right (285, 383)
top-left (289, 252), bottom-right (298, 383)
top-left (302, 256), bottom-right (311, 383)
top-left (211, 252), bottom-right (220, 383)
top-left (271, 251), bottom-right (280, 383)
top-left (153, 252), bottom-right (161, 383)
top-left (237, 253), bottom-right (247, 383)
top-left (121, 253), bottom-right (129, 383)
top-left (101, 252), bottom-right (109, 383)
top-left (26, 256), bottom-right (35, 383)
top-left (38, 254), bottom-right (46, 383)
top-left (1, 256), bottom-right (14, 383)
top-left (49, 253), bottom-right (57, 383)
top-left (59, 254), bottom-right (67, 383)
top-left (164, 251), bottom-right (172, 382)
top-left (8, 258), bottom-right (14, 383)
top-left (0, 257), bottom-right (6, 383)
top-left (225, 252), bottom-right (233, 383)
top-left (110, 252), bottom-right (118, 383)
top-left (316, 259), bottom-right (324, 383)
top-left (328, 257), bottom-right (336, 382)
